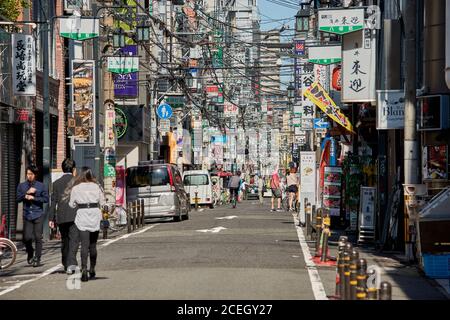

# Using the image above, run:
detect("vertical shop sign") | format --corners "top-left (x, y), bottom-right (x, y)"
top-left (114, 45), bottom-right (138, 97)
top-left (323, 166), bottom-right (342, 216)
top-left (12, 34), bottom-right (36, 96)
top-left (342, 29), bottom-right (377, 102)
top-left (300, 152), bottom-right (317, 224)
top-left (72, 60), bottom-right (96, 145)
top-left (422, 145), bottom-right (448, 180)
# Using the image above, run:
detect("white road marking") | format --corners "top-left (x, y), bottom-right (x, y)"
top-left (215, 216), bottom-right (238, 220)
top-left (196, 226), bottom-right (227, 233)
top-left (0, 224), bottom-right (159, 297)
top-left (292, 213), bottom-right (328, 300)
top-left (101, 224), bottom-right (159, 247)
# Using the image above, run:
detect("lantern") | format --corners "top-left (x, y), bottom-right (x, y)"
top-left (332, 66), bottom-right (342, 91)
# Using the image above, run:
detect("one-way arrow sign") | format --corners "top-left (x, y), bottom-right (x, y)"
top-left (313, 118), bottom-right (330, 129)
top-left (196, 227), bottom-right (227, 233)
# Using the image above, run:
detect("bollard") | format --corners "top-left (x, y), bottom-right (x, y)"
top-left (140, 199), bottom-right (145, 227)
top-left (315, 209), bottom-right (323, 256)
top-left (127, 202), bottom-right (131, 233)
top-left (320, 213), bottom-right (331, 262)
top-left (356, 258), bottom-right (368, 300)
top-left (195, 191), bottom-right (199, 211)
top-left (132, 200), bottom-right (137, 231)
top-left (343, 251), bottom-right (351, 300)
top-left (379, 282), bottom-right (392, 300)
top-left (350, 249), bottom-right (359, 300)
top-left (335, 236), bottom-right (348, 299)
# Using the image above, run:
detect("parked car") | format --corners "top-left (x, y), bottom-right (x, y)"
top-left (183, 170), bottom-right (214, 208)
top-left (126, 161), bottom-right (190, 222)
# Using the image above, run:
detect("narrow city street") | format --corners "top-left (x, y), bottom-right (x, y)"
top-left (1, 201), bottom-right (319, 299)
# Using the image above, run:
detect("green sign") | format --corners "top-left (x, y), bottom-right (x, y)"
top-left (104, 163), bottom-right (116, 177)
top-left (115, 107), bottom-right (128, 139)
top-left (59, 17), bottom-right (99, 40)
top-left (107, 57), bottom-right (139, 74)
top-left (165, 96), bottom-right (185, 109)
top-left (318, 8), bottom-right (365, 35)
top-left (308, 46), bottom-right (342, 65)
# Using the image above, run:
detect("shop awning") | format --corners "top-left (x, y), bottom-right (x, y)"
top-left (419, 187), bottom-right (450, 221)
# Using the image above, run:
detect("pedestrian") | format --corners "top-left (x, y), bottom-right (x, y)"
top-left (287, 167), bottom-right (299, 211)
top-left (68, 166), bottom-right (105, 282)
top-left (16, 164), bottom-right (49, 267)
top-left (227, 170), bottom-right (242, 208)
top-left (270, 167), bottom-right (282, 212)
top-left (48, 158), bottom-right (78, 274)
top-left (257, 174), bottom-right (264, 205)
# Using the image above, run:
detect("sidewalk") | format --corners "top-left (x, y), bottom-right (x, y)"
top-left (304, 226), bottom-right (450, 300)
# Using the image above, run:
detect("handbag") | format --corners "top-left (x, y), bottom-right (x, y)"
top-left (273, 188), bottom-right (281, 198)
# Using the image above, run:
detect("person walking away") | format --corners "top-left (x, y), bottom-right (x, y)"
top-left (48, 158), bottom-right (78, 274)
top-left (68, 167), bottom-right (105, 282)
top-left (258, 174), bottom-right (264, 205)
top-left (270, 168), bottom-right (282, 212)
top-left (228, 171), bottom-right (242, 208)
top-left (287, 167), bottom-right (299, 211)
top-left (16, 165), bottom-right (49, 267)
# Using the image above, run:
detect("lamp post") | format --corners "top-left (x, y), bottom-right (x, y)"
top-left (295, 5), bottom-right (310, 34)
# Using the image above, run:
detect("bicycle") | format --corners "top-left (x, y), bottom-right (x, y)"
top-left (230, 188), bottom-right (238, 209)
top-left (101, 204), bottom-right (128, 239)
top-left (0, 237), bottom-right (17, 270)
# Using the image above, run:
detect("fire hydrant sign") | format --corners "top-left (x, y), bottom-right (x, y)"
top-left (318, 8), bottom-right (365, 35)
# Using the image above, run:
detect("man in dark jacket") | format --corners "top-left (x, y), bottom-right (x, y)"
top-left (48, 158), bottom-right (78, 274)
top-left (16, 165), bottom-right (49, 267)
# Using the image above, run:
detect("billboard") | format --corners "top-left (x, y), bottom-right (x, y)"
top-left (114, 45), bottom-right (138, 97)
top-left (12, 34), bottom-right (36, 96)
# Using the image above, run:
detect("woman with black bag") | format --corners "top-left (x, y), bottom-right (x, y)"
top-left (68, 167), bottom-right (105, 282)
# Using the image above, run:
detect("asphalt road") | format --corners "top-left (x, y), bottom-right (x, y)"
top-left (0, 200), bottom-right (321, 300)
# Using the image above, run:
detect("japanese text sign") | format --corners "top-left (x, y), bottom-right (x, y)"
top-left (342, 30), bottom-right (377, 102)
top-left (318, 8), bottom-right (365, 35)
top-left (304, 82), bottom-right (354, 133)
top-left (308, 45), bottom-right (342, 65)
top-left (12, 34), bottom-right (36, 96)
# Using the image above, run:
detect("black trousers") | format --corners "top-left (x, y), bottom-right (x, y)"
top-left (58, 222), bottom-right (79, 268)
top-left (23, 215), bottom-right (44, 260)
top-left (79, 230), bottom-right (99, 270)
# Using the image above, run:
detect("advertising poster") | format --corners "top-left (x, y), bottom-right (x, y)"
top-left (116, 166), bottom-right (125, 206)
top-left (300, 152), bottom-right (317, 224)
top-left (359, 187), bottom-right (376, 229)
top-left (323, 166), bottom-right (342, 216)
top-left (72, 60), bottom-right (95, 145)
top-left (422, 145), bottom-right (448, 180)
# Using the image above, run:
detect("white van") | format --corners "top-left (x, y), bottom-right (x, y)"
top-left (182, 170), bottom-right (214, 208)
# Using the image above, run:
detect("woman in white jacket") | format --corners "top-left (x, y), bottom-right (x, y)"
top-left (68, 167), bottom-right (105, 282)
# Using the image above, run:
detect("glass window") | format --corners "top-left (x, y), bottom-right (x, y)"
top-left (183, 175), bottom-right (209, 186)
top-left (126, 166), bottom-right (170, 187)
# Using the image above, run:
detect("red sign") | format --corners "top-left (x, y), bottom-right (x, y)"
top-left (332, 66), bottom-right (342, 91)
top-left (15, 109), bottom-right (30, 123)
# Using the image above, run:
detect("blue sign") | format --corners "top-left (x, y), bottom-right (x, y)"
top-left (157, 103), bottom-right (173, 119)
top-left (294, 40), bottom-right (305, 55)
top-left (314, 118), bottom-right (330, 129)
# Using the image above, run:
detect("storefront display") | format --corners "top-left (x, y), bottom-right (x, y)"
top-left (323, 166), bottom-right (342, 217)
top-left (422, 145), bottom-right (448, 180)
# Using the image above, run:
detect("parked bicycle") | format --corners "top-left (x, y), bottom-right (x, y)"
top-left (0, 237), bottom-right (17, 270)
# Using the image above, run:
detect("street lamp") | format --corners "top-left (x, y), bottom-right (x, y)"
top-left (287, 83), bottom-right (295, 101)
top-left (113, 28), bottom-right (125, 47)
top-left (136, 23), bottom-right (150, 41)
top-left (295, 5), bottom-right (310, 33)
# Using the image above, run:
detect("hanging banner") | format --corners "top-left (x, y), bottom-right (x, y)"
top-left (318, 8), bottom-right (365, 35)
top-left (115, 166), bottom-right (125, 206)
top-left (342, 29), bottom-right (377, 102)
top-left (304, 81), bottom-right (354, 133)
top-left (294, 39), bottom-right (306, 56)
top-left (308, 45), bottom-right (342, 65)
top-left (314, 64), bottom-right (330, 91)
top-left (114, 45), bottom-right (138, 97)
top-left (12, 34), bottom-right (36, 96)
top-left (71, 60), bottom-right (96, 145)
top-left (300, 152), bottom-right (317, 224)
top-left (59, 17), bottom-right (99, 40)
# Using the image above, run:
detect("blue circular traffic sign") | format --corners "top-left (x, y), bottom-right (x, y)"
top-left (157, 103), bottom-right (173, 119)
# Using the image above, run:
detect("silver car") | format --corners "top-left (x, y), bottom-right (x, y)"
top-left (126, 162), bottom-right (190, 222)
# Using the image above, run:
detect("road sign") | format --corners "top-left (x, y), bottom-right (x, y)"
top-left (159, 119), bottom-right (170, 134)
top-left (314, 118), bottom-right (330, 129)
top-left (157, 103), bottom-right (173, 119)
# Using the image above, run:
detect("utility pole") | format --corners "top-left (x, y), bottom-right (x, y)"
top-left (42, 0), bottom-right (51, 239)
top-left (403, 0), bottom-right (419, 262)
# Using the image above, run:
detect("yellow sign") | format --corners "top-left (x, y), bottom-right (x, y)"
top-left (304, 82), bottom-right (354, 133)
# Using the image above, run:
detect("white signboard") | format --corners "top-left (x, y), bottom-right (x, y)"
top-left (107, 56), bottom-right (139, 74)
top-left (376, 90), bottom-right (405, 129)
top-left (159, 119), bottom-right (170, 134)
top-left (342, 30), bottom-right (377, 102)
top-left (59, 17), bottom-right (99, 40)
top-left (224, 102), bottom-right (238, 116)
top-left (300, 152), bottom-right (317, 224)
top-left (318, 8), bottom-right (365, 35)
top-left (308, 45), bottom-right (342, 65)
top-left (359, 187), bottom-right (376, 229)
top-left (314, 64), bottom-right (330, 91)
top-left (12, 34), bottom-right (36, 96)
